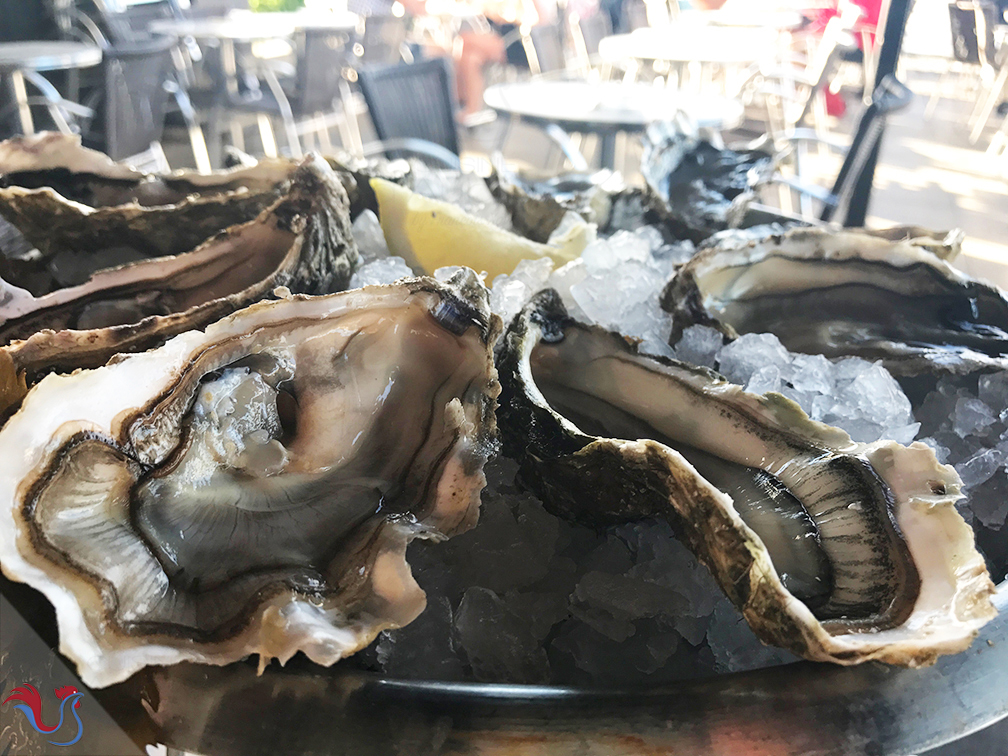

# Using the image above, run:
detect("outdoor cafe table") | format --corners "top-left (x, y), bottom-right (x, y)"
top-left (598, 25), bottom-right (781, 92)
top-left (0, 41), bottom-right (102, 135)
top-left (483, 79), bottom-right (744, 168)
top-left (148, 10), bottom-right (361, 41)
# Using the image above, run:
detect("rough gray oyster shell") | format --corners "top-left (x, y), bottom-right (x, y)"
top-left (497, 290), bottom-right (996, 666)
top-left (0, 270), bottom-right (500, 687)
top-left (661, 226), bottom-right (1008, 375)
top-left (0, 154), bottom-right (358, 415)
top-left (0, 133), bottom-right (298, 294)
top-left (641, 124), bottom-right (773, 243)
top-left (485, 169), bottom-right (639, 242)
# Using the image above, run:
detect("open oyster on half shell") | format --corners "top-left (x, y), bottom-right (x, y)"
top-left (0, 134), bottom-right (298, 294)
top-left (660, 227), bottom-right (1008, 376)
top-left (1, 154), bottom-right (358, 414)
top-left (497, 291), bottom-right (996, 667)
top-left (0, 270), bottom-right (500, 688)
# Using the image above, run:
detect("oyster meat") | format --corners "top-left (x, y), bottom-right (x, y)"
top-left (661, 227), bottom-right (1008, 375)
top-left (1, 154), bottom-right (358, 409)
top-left (497, 291), bottom-right (996, 666)
top-left (0, 270), bottom-right (500, 687)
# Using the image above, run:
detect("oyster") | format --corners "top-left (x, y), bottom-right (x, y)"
top-left (0, 270), bottom-right (500, 688)
top-left (661, 227), bottom-right (1008, 375)
top-left (1, 154), bottom-right (357, 410)
top-left (485, 168), bottom-right (640, 242)
top-left (641, 123), bottom-right (773, 243)
top-left (0, 134), bottom-right (297, 294)
top-left (497, 291), bottom-right (996, 666)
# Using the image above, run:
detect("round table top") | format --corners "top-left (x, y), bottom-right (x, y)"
top-left (149, 10), bottom-right (360, 41)
top-left (0, 41), bottom-right (103, 72)
top-left (483, 80), bottom-right (745, 133)
top-left (598, 25), bottom-right (780, 65)
top-left (681, 8), bottom-right (806, 30)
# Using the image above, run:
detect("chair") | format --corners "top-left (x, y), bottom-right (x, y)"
top-left (356, 15), bottom-right (411, 67)
top-left (568, 11), bottom-right (613, 75)
top-left (288, 27), bottom-right (362, 153)
top-left (924, 1), bottom-right (1000, 122)
top-left (86, 34), bottom-right (176, 168)
top-left (766, 75), bottom-right (914, 225)
top-left (739, 0), bottom-right (862, 171)
top-left (522, 23), bottom-right (567, 77)
top-left (356, 57), bottom-right (461, 167)
top-left (90, 0), bottom-right (212, 171)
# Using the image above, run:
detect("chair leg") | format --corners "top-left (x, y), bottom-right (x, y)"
top-left (257, 114), bottom-right (278, 158)
top-left (316, 113), bottom-right (333, 153)
top-left (924, 69), bottom-right (950, 120)
top-left (969, 65), bottom-right (1008, 144)
top-left (169, 84), bottom-right (212, 174)
top-left (259, 65), bottom-right (302, 158)
top-left (10, 70), bottom-right (35, 134)
top-left (338, 79), bottom-right (364, 156)
top-left (231, 120), bottom-right (246, 153)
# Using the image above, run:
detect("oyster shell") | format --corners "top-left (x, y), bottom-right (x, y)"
top-left (661, 227), bottom-right (1008, 375)
top-left (323, 152), bottom-right (411, 221)
top-left (0, 134), bottom-right (297, 294)
top-left (497, 291), bottom-right (996, 666)
top-left (485, 169), bottom-right (640, 242)
top-left (0, 270), bottom-right (500, 688)
top-left (0, 154), bottom-right (358, 417)
top-left (641, 124), bottom-right (773, 243)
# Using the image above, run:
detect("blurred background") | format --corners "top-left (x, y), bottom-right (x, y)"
top-left (0, 0), bottom-right (1005, 285)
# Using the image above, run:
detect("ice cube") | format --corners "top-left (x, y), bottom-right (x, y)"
top-left (746, 365), bottom-right (782, 395)
top-left (716, 333), bottom-right (790, 385)
top-left (348, 256), bottom-right (414, 288)
top-left (955, 447), bottom-right (1005, 489)
top-left (489, 277), bottom-right (531, 325)
top-left (978, 371), bottom-right (1008, 411)
top-left (455, 587), bottom-right (551, 682)
top-left (953, 397), bottom-right (997, 438)
top-left (672, 325), bottom-right (723, 368)
top-left (509, 256), bottom-right (554, 292)
top-left (434, 265), bottom-right (465, 282)
top-left (787, 353), bottom-right (835, 395)
top-left (917, 436), bottom-right (951, 464)
top-left (350, 210), bottom-right (389, 263)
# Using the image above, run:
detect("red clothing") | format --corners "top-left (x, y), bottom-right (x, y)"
top-left (810, 0), bottom-right (882, 116)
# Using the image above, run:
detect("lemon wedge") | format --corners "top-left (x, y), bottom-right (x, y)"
top-left (371, 178), bottom-right (592, 281)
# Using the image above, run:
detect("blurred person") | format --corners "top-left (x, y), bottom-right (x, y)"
top-left (810, 0), bottom-right (882, 118)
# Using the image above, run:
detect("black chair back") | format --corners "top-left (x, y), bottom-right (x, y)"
top-left (358, 14), bottom-right (408, 66)
top-left (99, 34), bottom-right (176, 160)
top-left (577, 11), bottom-right (612, 58)
top-left (948, 1), bottom-right (998, 66)
top-left (357, 57), bottom-right (460, 156)
top-left (296, 27), bottom-right (354, 114)
top-left (525, 24), bottom-right (566, 75)
top-left (88, 0), bottom-right (185, 44)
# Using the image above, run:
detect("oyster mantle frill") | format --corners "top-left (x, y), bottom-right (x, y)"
top-left (0, 271), bottom-right (500, 687)
top-left (497, 291), bottom-right (996, 666)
